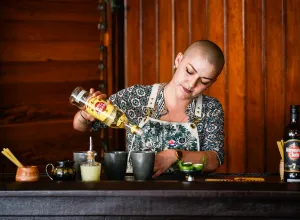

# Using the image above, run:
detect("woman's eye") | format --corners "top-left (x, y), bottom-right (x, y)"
top-left (199, 78), bottom-right (210, 85)
top-left (186, 68), bottom-right (192, 75)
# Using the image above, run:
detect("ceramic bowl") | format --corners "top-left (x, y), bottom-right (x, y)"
top-left (16, 166), bottom-right (40, 182)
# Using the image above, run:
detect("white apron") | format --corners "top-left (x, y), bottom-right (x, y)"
top-left (127, 84), bottom-right (202, 173)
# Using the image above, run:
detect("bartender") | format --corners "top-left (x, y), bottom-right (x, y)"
top-left (73, 40), bottom-right (225, 177)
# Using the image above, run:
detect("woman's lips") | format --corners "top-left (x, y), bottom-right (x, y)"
top-left (182, 86), bottom-right (192, 93)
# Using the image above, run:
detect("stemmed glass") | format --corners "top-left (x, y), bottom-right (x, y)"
top-left (178, 155), bottom-right (206, 181)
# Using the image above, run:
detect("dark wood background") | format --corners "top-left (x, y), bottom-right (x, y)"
top-left (0, 0), bottom-right (116, 173)
top-left (1, 0), bottom-right (300, 175)
top-left (123, 0), bottom-right (300, 174)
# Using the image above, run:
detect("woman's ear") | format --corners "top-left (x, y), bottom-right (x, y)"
top-left (174, 52), bottom-right (183, 69)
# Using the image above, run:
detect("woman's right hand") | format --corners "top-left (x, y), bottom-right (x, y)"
top-left (80, 88), bottom-right (109, 122)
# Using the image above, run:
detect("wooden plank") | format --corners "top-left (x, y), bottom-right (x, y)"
top-left (158, 0), bottom-right (173, 83)
top-left (207, 0), bottom-right (227, 173)
top-left (0, 121), bottom-right (104, 173)
top-left (245, 0), bottom-right (264, 173)
top-left (190, 0), bottom-right (208, 96)
top-left (0, 42), bottom-right (101, 62)
top-left (142, 0), bottom-right (157, 85)
top-left (0, 103), bottom-right (76, 125)
top-left (124, 0), bottom-right (141, 87)
top-left (0, 21), bottom-right (99, 41)
top-left (174, 0), bottom-right (189, 54)
top-left (265, 0), bottom-right (284, 173)
top-left (227, 0), bottom-right (246, 173)
top-left (285, 0), bottom-right (300, 124)
top-left (0, 81), bottom-right (101, 106)
top-left (190, 0), bottom-right (207, 43)
top-left (0, 1), bottom-right (99, 22)
top-left (0, 61), bottom-right (99, 83)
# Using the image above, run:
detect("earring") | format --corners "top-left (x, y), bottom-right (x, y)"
top-left (173, 64), bottom-right (176, 70)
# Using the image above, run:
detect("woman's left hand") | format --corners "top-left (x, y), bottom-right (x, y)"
top-left (152, 149), bottom-right (177, 177)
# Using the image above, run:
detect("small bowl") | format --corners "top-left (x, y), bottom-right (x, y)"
top-left (16, 166), bottom-right (40, 182)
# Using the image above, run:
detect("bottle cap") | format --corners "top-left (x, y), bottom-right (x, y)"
top-left (291, 105), bottom-right (300, 114)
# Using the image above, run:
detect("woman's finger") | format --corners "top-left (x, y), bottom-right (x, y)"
top-left (152, 169), bottom-right (163, 178)
top-left (89, 88), bottom-right (95, 94)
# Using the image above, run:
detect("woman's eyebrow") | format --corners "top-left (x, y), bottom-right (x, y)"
top-left (188, 63), bottom-right (213, 80)
top-left (188, 63), bottom-right (197, 73)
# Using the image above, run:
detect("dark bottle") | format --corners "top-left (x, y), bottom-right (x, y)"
top-left (284, 105), bottom-right (300, 182)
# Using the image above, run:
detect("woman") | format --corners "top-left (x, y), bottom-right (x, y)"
top-left (73, 40), bottom-right (225, 177)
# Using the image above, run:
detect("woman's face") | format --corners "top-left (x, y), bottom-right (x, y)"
top-left (171, 53), bottom-right (217, 100)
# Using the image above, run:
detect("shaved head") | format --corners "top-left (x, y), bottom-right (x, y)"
top-left (183, 40), bottom-right (225, 76)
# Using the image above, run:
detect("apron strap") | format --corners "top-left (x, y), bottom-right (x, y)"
top-left (147, 83), bottom-right (160, 109)
top-left (194, 94), bottom-right (203, 118)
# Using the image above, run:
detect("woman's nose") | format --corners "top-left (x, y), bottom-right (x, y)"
top-left (189, 76), bottom-right (198, 89)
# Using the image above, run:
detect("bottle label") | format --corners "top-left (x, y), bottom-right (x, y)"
top-left (86, 97), bottom-right (114, 122)
top-left (284, 139), bottom-right (300, 172)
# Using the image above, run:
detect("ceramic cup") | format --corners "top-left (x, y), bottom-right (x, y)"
top-left (131, 151), bottom-right (155, 181)
top-left (104, 151), bottom-right (128, 180)
top-left (16, 166), bottom-right (40, 182)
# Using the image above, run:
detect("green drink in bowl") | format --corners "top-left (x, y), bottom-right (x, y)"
top-left (178, 155), bottom-right (206, 181)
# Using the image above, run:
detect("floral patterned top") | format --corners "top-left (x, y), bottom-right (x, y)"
top-left (92, 84), bottom-right (225, 165)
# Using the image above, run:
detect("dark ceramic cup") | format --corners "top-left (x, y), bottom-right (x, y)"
top-left (104, 151), bottom-right (128, 180)
top-left (131, 151), bottom-right (155, 181)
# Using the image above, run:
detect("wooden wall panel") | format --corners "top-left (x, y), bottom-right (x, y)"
top-left (285, 0), bottom-right (300, 124)
top-left (124, 0), bottom-right (300, 173)
top-left (0, 21), bottom-right (99, 41)
top-left (245, 0), bottom-right (265, 173)
top-left (174, 0), bottom-right (189, 55)
top-left (265, 0), bottom-right (285, 173)
top-left (190, 0), bottom-right (207, 43)
top-left (158, 0), bottom-right (173, 83)
top-left (124, 0), bottom-right (141, 87)
top-left (227, 0), bottom-right (246, 173)
top-left (0, 0), bottom-right (104, 173)
top-left (207, 0), bottom-right (227, 173)
top-left (0, 1), bottom-right (98, 22)
top-left (142, 0), bottom-right (157, 85)
top-left (0, 42), bottom-right (100, 62)
top-left (0, 61), bottom-right (99, 83)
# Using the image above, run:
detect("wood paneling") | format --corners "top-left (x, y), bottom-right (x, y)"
top-left (124, 0), bottom-right (300, 173)
top-left (245, 0), bottom-right (264, 173)
top-left (207, 0), bottom-right (227, 173)
top-left (227, 0), bottom-right (246, 173)
top-left (285, 0), bottom-right (300, 123)
top-left (125, 0), bottom-right (141, 87)
top-left (265, 0), bottom-right (285, 173)
top-left (0, 42), bottom-right (100, 62)
top-left (142, 0), bottom-right (157, 85)
top-left (174, 0), bottom-right (189, 54)
top-left (158, 0), bottom-right (173, 83)
top-left (0, 0), bottom-right (105, 173)
top-left (0, 21), bottom-right (99, 41)
top-left (0, 1), bottom-right (98, 22)
top-left (0, 61), bottom-right (99, 83)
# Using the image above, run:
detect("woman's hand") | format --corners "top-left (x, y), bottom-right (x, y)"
top-left (152, 149), bottom-right (177, 178)
top-left (80, 88), bottom-right (109, 121)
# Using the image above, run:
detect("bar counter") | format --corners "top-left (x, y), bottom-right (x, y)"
top-left (1, 173), bottom-right (300, 219)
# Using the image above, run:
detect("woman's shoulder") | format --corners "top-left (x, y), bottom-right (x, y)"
top-left (124, 84), bottom-right (161, 96)
top-left (202, 94), bottom-right (224, 111)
